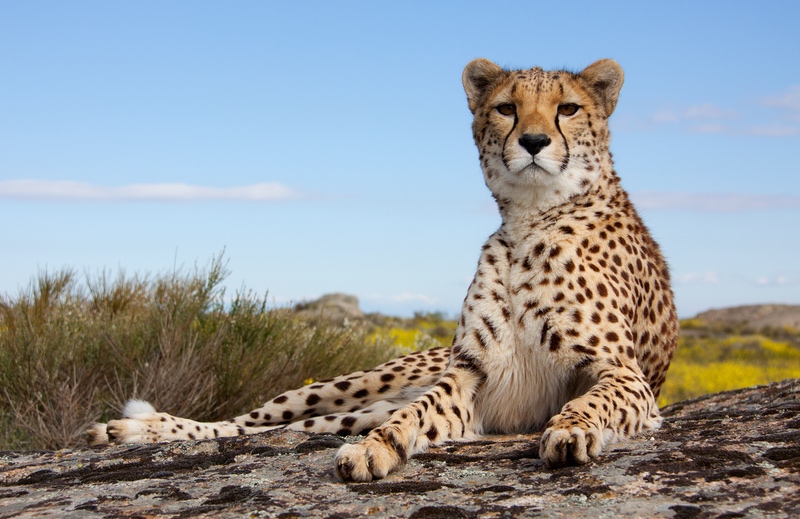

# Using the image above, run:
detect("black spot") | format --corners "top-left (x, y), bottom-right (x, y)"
top-left (426, 426), bottom-right (439, 441)
top-left (334, 380), bottom-right (352, 391)
top-left (388, 431), bottom-right (408, 462)
top-left (305, 394), bottom-right (321, 406)
top-left (549, 332), bottom-right (562, 351)
top-left (573, 345), bottom-right (596, 356)
top-left (481, 315), bottom-right (498, 340)
top-left (282, 410), bottom-right (294, 420)
top-left (540, 320), bottom-right (551, 346)
top-left (273, 395), bottom-right (288, 404)
top-left (341, 416), bottom-right (357, 427)
top-left (353, 389), bottom-right (369, 398)
top-left (473, 330), bottom-right (488, 349)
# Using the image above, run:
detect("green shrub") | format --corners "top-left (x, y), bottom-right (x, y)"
top-left (0, 255), bottom-right (397, 451)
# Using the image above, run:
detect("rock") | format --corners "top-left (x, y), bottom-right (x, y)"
top-left (695, 304), bottom-right (800, 331)
top-left (294, 293), bottom-right (365, 323)
top-left (1, 379), bottom-right (799, 517)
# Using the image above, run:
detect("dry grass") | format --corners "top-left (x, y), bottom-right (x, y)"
top-left (0, 255), bottom-right (397, 451)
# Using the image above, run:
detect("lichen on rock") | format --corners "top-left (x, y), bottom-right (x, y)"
top-left (1, 380), bottom-right (798, 517)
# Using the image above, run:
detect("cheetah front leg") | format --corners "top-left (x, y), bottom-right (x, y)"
top-left (335, 359), bottom-right (485, 482)
top-left (539, 361), bottom-right (660, 467)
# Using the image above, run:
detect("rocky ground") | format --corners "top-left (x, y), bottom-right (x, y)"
top-left (1, 379), bottom-right (799, 518)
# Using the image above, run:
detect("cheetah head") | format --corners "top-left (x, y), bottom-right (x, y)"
top-left (462, 59), bottom-right (624, 214)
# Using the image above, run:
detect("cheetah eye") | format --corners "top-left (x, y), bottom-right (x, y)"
top-left (557, 103), bottom-right (581, 117)
top-left (496, 103), bottom-right (516, 116)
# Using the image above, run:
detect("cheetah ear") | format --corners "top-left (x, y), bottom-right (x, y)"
top-left (463, 58), bottom-right (506, 114)
top-left (579, 59), bottom-right (624, 117)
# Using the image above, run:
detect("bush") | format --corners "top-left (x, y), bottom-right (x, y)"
top-left (658, 331), bottom-right (800, 406)
top-left (0, 256), bottom-right (397, 451)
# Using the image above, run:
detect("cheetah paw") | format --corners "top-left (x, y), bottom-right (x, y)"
top-left (86, 423), bottom-right (110, 446)
top-left (335, 440), bottom-right (402, 482)
top-left (540, 424), bottom-right (603, 468)
top-left (86, 400), bottom-right (162, 446)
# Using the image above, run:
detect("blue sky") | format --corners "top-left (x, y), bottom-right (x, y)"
top-left (1, 1), bottom-right (799, 318)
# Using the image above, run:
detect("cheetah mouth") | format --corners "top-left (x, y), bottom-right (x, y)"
top-left (519, 160), bottom-right (554, 177)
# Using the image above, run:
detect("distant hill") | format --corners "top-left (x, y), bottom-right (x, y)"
top-left (694, 304), bottom-right (800, 332)
top-left (293, 293), bottom-right (365, 323)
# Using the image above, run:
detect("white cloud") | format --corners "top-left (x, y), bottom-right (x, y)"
top-left (644, 93), bottom-right (800, 137)
top-left (632, 192), bottom-right (800, 212)
top-left (648, 103), bottom-right (737, 126)
top-left (688, 123), bottom-right (727, 134)
top-left (683, 103), bottom-right (738, 120)
top-left (746, 124), bottom-right (800, 137)
top-left (390, 292), bottom-right (437, 304)
top-left (676, 271), bottom-right (720, 285)
top-left (364, 292), bottom-right (437, 304)
top-left (762, 85), bottom-right (800, 112)
top-left (754, 275), bottom-right (796, 287)
top-left (0, 179), bottom-right (297, 201)
top-left (650, 110), bottom-right (680, 124)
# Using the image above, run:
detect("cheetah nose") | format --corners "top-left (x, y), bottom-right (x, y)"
top-left (518, 133), bottom-right (551, 157)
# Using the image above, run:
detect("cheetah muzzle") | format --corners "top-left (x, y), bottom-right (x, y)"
top-left (87, 58), bottom-right (678, 483)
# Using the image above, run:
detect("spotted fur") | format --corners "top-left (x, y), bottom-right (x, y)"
top-left (88, 59), bottom-right (678, 483)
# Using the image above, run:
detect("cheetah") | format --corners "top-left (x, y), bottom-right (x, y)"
top-left (88, 58), bottom-right (678, 483)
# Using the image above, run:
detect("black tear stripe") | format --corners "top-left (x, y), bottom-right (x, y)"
top-left (501, 112), bottom-right (519, 171)
top-left (554, 113), bottom-right (570, 172)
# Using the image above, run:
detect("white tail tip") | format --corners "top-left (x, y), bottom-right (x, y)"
top-left (123, 399), bottom-right (156, 417)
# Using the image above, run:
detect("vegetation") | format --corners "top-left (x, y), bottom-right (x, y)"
top-left (0, 256), bottom-right (397, 451)
top-left (658, 321), bottom-right (800, 407)
top-left (1, 255), bottom-right (798, 451)
top-left (366, 311), bottom-right (457, 354)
